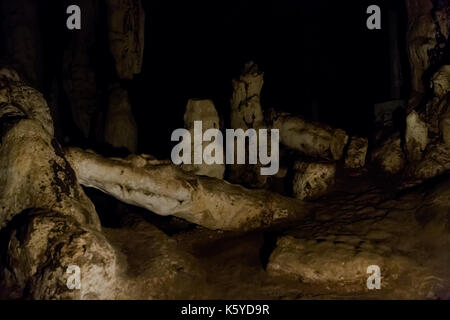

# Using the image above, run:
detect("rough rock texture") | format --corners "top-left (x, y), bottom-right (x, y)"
top-left (104, 84), bottom-right (138, 153)
top-left (268, 111), bottom-right (348, 161)
top-left (292, 161), bottom-right (336, 200)
top-left (441, 105), bottom-right (450, 146)
top-left (231, 61), bottom-right (264, 130)
top-left (0, 0), bottom-right (42, 87)
top-left (0, 209), bottom-right (118, 299)
top-left (106, 0), bottom-right (145, 79)
top-left (405, 111), bottom-right (429, 161)
top-left (267, 235), bottom-right (423, 289)
top-left (181, 99), bottom-right (224, 179)
top-left (405, 143), bottom-right (450, 185)
top-left (104, 215), bottom-right (209, 299)
top-left (0, 70), bottom-right (99, 229)
top-left (266, 175), bottom-right (450, 299)
top-left (63, 0), bottom-right (99, 137)
top-left (345, 137), bottom-right (369, 168)
top-left (65, 148), bottom-right (311, 231)
top-left (228, 62), bottom-right (268, 187)
top-left (432, 65), bottom-right (450, 98)
top-left (405, 0), bottom-right (449, 103)
top-left (371, 134), bottom-right (406, 174)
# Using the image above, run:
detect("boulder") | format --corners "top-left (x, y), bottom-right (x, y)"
top-left (0, 209), bottom-right (118, 299)
top-left (371, 134), bottom-right (405, 174)
top-left (345, 137), bottom-right (369, 168)
top-left (292, 161), bottom-right (336, 200)
top-left (270, 111), bottom-right (348, 161)
top-left (266, 235), bottom-right (433, 295)
top-left (405, 111), bottom-right (428, 161)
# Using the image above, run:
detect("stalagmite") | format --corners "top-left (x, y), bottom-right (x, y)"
top-left (405, 111), bottom-right (428, 161)
top-left (405, 0), bottom-right (449, 104)
top-left (228, 62), bottom-right (267, 187)
top-left (231, 61), bottom-right (265, 130)
top-left (345, 137), bottom-right (369, 168)
top-left (104, 84), bottom-right (138, 153)
top-left (181, 99), bottom-right (224, 179)
top-left (371, 134), bottom-right (406, 174)
top-left (106, 0), bottom-right (145, 79)
top-left (65, 148), bottom-right (311, 231)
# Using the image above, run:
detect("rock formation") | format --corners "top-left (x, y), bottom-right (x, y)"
top-left (181, 99), bottom-right (225, 179)
top-left (104, 84), bottom-right (138, 153)
top-left (371, 134), bottom-right (406, 174)
top-left (405, 0), bottom-right (449, 104)
top-left (405, 111), bottom-right (429, 161)
top-left (345, 137), bottom-right (369, 168)
top-left (65, 147), bottom-right (310, 231)
top-left (230, 61), bottom-right (265, 130)
top-left (228, 62), bottom-right (268, 187)
top-left (292, 161), bottom-right (336, 200)
top-left (106, 0), bottom-right (145, 79)
top-left (268, 110), bottom-right (348, 161)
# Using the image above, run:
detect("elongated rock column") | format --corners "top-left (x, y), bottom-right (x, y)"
top-left (106, 0), bottom-right (145, 79)
top-left (181, 99), bottom-right (225, 179)
top-left (65, 147), bottom-right (311, 231)
top-left (104, 84), bottom-right (138, 153)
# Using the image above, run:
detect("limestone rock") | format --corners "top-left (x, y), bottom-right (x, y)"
top-left (104, 84), bottom-right (138, 153)
top-left (181, 99), bottom-right (224, 179)
top-left (106, 0), bottom-right (145, 79)
top-left (345, 137), bottom-right (368, 168)
top-left (104, 216), bottom-right (209, 299)
top-left (65, 147), bottom-right (311, 231)
top-left (405, 111), bottom-right (428, 161)
top-left (371, 134), bottom-right (406, 174)
top-left (267, 235), bottom-right (433, 294)
top-left (270, 111), bottom-right (348, 160)
top-left (0, 209), bottom-right (118, 299)
top-left (440, 106), bottom-right (450, 146)
top-left (231, 61), bottom-right (264, 130)
top-left (0, 71), bottom-right (99, 229)
top-left (432, 65), bottom-right (450, 99)
top-left (0, 68), bottom-right (53, 136)
top-left (292, 161), bottom-right (336, 200)
top-left (228, 62), bottom-right (267, 187)
top-left (405, 0), bottom-right (438, 98)
top-left (406, 143), bottom-right (450, 185)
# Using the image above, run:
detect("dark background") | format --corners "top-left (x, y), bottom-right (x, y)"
top-left (3, 0), bottom-right (411, 158)
top-left (135, 0), bottom-right (410, 157)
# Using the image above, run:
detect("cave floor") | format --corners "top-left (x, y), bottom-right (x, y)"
top-left (98, 169), bottom-right (450, 300)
